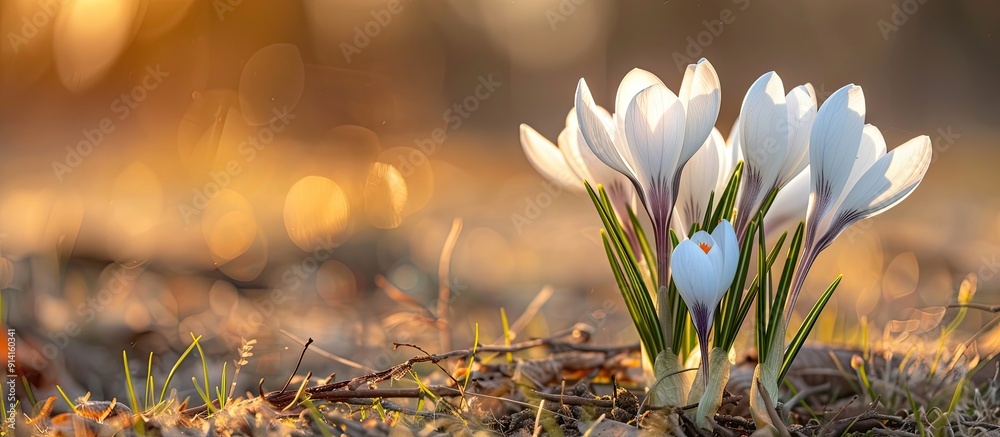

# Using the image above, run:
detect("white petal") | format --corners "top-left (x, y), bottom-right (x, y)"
top-left (615, 68), bottom-right (665, 135)
top-left (849, 124), bottom-right (887, 187)
top-left (763, 167), bottom-right (809, 238)
top-left (688, 231), bottom-right (724, 276)
top-left (679, 59), bottom-right (722, 169)
top-left (808, 84), bottom-right (866, 215)
top-left (825, 124), bottom-right (887, 218)
top-left (520, 123), bottom-right (584, 192)
top-left (710, 219), bottom-right (739, 299)
top-left (575, 79), bottom-right (639, 187)
top-left (623, 83), bottom-right (686, 185)
top-left (724, 117), bottom-right (744, 173)
top-left (566, 122), bottom-right (637, 202)
top-left (829, 135), bottom-right (932, 238)
top-left (723, 117), bottom-right (746, 224)
top-left (672, 238), bottom-right (721, 308)
top-left (557, 123), bottom-right (593, 182)
top-left (675, 128), bottom-right (726, 232)
top-left (777, 84), bottom-right (816, 187)
top-left (739, 72), bottom-right (788, 206)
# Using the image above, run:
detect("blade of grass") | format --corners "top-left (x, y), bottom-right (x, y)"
top-left (123, 351), bottom-right (141, 414)
top-left (144, 352), bottom-right (154, 410)
top-left (21, 376), bottom-right (36, 408)
top-left (219, 362), bottom-right (228, 409)
top-left (500, 308), bottom-right (514, 364)
top-left (192, 377), bottom-right (213, 411)
top-left (159, 335), bottom-right (202, 403)
top-left (56, 385), bottom-right (76, 413)
top-left (302, 399), bottom-right (335, 437)
top-left (462, 324), bottom-right (479, 393)
top-left (905, 386), bottom-right (926, 436)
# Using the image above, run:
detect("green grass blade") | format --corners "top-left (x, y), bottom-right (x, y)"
top-left (219, 362), bottom-right (228, 409)
top-left (145, 352), bottom-right (154, 410)
top-left (123, 351), bottom-right (141, 414)
top-left (462, 324), bottom-right (480, 393)
top-left (191, 377), bottom-right (213, 412)
top-left (500, 308), bottom-right (514, 364)
top-left (159, 335), bottom-right (202, 403)
top-left (56, 385), bottom-right (77, 413)
top-left (191, 333), bottom-right (213, 412)
top-left (21, 376), bottom-right (37, 407)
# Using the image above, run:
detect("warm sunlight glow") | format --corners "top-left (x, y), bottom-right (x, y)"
top-left (284, 176), bottom-right (351, 252)
top-left (364, 162), bottom-right (408, 229)
top-left (53, 0), bottom-right (141, 92)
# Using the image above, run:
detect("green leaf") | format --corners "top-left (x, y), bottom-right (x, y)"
top-left (602, 231), bottom-right (662, 363)
top-left (765, 222), bottom-right (804, 350)
top-left (701, 191), bottom-right (716, 233)
top-left (710, 161), bottom-right (744, 226)
top-left (779, 275), bottom-right (842, 381)
top-left (627, 205), bottom-right (657, 285)
top-left (588, 181), bottom-right (665, 360)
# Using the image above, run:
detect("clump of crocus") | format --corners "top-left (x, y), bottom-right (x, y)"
top-left (575, 58), bottom-right (721, 347)
top-left (749, 83), bottom-right (933, 431)
top-left (517, 60), bottom-right (934, 433)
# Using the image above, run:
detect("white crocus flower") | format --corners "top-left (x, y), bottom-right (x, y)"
top-left (575, 59), bottom-right (722, 330)
top-left (673, 127), bottom-right (729, 237)
top-left (520, 107), bottom-right (639, 251)
top-left (671, 219), bottom-right (738, 382)
top-left (786, 83), bottom-right (933, 314)
top-left (735, 72), bottom-right (817, 237)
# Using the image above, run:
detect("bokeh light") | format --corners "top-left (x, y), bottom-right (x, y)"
top-left (284, 176), bottom-right (351, 252)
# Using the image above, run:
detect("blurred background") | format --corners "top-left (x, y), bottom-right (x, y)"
top-left (1, 0), bottom-right (999, 405)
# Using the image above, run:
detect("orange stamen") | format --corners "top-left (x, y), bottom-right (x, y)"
top-left (698, 242), bottom-right (712, 254)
